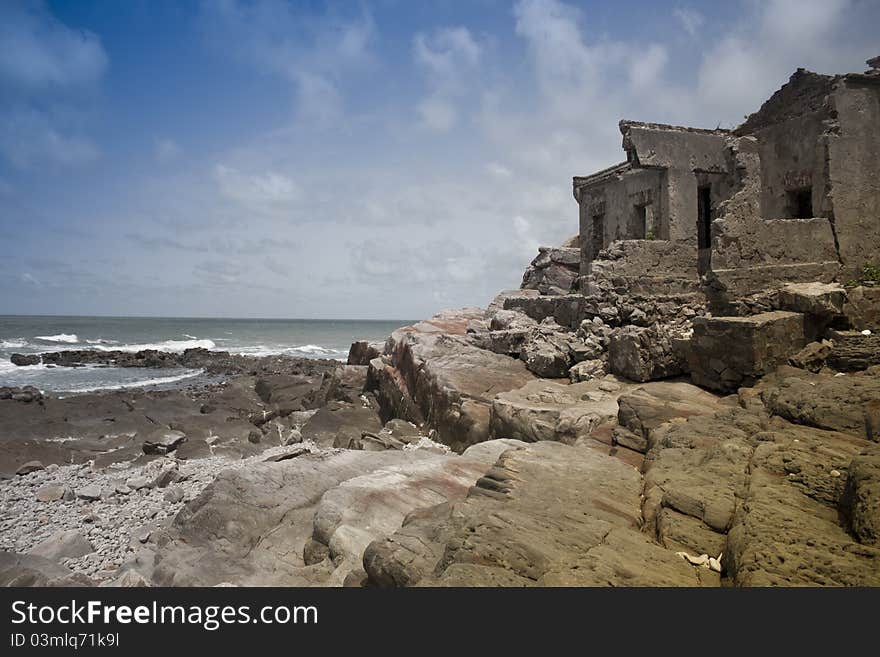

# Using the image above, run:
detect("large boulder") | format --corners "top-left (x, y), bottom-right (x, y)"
top-left (840, 451), bottom-right (880, 546)
top-left (726, 425), bottom-right (880, 586)
top-left (826, 330), bottom-right (880, 372)
top-left (470, 328), bottom-right (531, 357)
top-left (347, 341), bottom-right (384, 366)
top-left (759, 369), bottom-right (880, 440)
top-left (309, 447), bottom-right (509, 581)
top-left (521, 246), bottom-right (581, 295)
top-left (778, 282), bottom-right (846, 318)
top-left (142, 429), bottom-right (186, 455)
top-left (373, 315), bottom-right (536, 452)
top-left (29, 530), bottom-right (94, 561)
top-left (842, 285), bottom-right (880, 331)
top-left (616, 382), bottom-right (722, 447)
top-left (502, 293), bottom-right (584, 329)
top-left (0, 552), bottom-right (95, 587)
top-left (254, 373), bottom-right (330, 414)
top-left (684, 311), bottom-right (806, 392)
top-left (607, 324), bottom-right (684, 382)
top-left (519, 330), bottom-right (573, 378)
top-left (300, 401), bottom-right (381, 448)
top-left (10, 354), bottom-right (40, 366)
top-left (638, 369), bottom-right (880, 586)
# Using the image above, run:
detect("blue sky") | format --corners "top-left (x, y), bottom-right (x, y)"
top-left (0, 0), bottom-right (877, 319)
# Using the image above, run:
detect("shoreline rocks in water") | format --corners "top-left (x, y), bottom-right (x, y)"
top-left (10, 346), bottom-right (341, 376)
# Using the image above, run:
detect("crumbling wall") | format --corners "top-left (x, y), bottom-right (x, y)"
top-left (708, 136), bottom-right (839, 303)
top-left (577, 166), bottom-right (664, 273)
top-left (737, 70), bottom-right (836, 220)
top-left (622, 122), bottom-right (730, 244)
top-left (587, 240), bottom-right (701, 296)
top-left (577, 123), bottom-right (733, 295)
top-left (827, 75), bottom-right (880, 279)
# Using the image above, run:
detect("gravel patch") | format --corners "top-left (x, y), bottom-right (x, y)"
top-left (0, 442), bottom-right (323, 582)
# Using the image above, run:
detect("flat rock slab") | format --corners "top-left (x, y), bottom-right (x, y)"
top-left (29, 530), bottom-right (95, 561)
top-left (0, 551), bottom-right (92, 587)
top-left (490, 376), bottom-right (637, 444)
top-left (300, 401), bottom-right (382, 448)
top-left (142, 429), bottom-right (186, 455)
top-left (149, 445), bottom-right (507, 586)
top-left (617, 381), bottom-right (722, 446)
top-left (760, 369), bottom-right (880, 440)
top-left (778, 282), bottom-right (846, 317)
top-left (365, 441), bottom-right (711, 587)
top-left (641, 368), bottom-right (880, 586)
top-left (35, 485), bottom-right (67, 502)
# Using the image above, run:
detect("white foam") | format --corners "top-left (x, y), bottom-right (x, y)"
top-left (34, 333), bottom-right (79, 343)
top-left (229, 343), bottom-right (345, 358)
top-left (89, 338), bottom-right (216, 353)
top-left (65, 369), bottom-right (204, 393)
top-left (85, 338), bottom-right (118, 345)
top-left (0, 338), bottom-right (28, 349)
top-left (286, 344), bottom-right (341, 355)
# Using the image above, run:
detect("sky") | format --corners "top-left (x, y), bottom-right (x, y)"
top-left (0, 0), bottom-right (877, 319)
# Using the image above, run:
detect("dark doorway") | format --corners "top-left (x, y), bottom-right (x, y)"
top-left (697, 185), bottom-right (712, 249)
top-left (787, 187), bottom-right (813, 218)
top-left (632, 203), bottom-right (654, 239)
top-left (591, 214), bottom-right (604, 260)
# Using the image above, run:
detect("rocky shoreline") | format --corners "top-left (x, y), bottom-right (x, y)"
top-left (1, 252), bottom-right (879, 587)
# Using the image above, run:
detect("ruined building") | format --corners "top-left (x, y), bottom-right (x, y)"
top-left (573, 59), bottom-right (880, 308)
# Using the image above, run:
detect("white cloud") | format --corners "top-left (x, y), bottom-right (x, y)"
top-left (154, 138), bottom-right (180, 163)
top-left (486, 162), bottom-right (512, 178)
top-left (213, 164), bottom-right (303, 208)
top-left (673, 7), bottom-right (704, 37)
top-left (414, 27), bottom-right (482, 82)
top-left (0, 1), bottom-right (107, 90)
top-left (628, 43), bottom-right (669, 91)
top-left (413, 26), bottom-right (485, 131)
top-left (200, 0), bottom-right (375, 126)
top-left (693, 1), bottom-right (856, 125)
top-left (0, 2), bottom-right (106, 169)
top-left (20, 272), bottom-right (40, 286)
top-left (417, 95), bottom-right (457, 132)
top-left (0, 108), bottom-right (99, 168)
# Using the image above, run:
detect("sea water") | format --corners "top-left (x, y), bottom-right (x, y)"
top-left (0, 316), bottom-right (410, 393)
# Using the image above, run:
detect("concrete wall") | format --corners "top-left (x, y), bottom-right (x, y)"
top-left (578, 166), bottom-right (664, 275)
top-left (827, 76), bottom-right (880, 279)
top-left (623, 124), bottom-right (730, 244)
top-left (708, 136), bottom-right (839, 301)
top-left (751, 112), bottom-right (831, 220)
top-left (736, 71), bottom-right (835, 222)
top-left (577, 124), bottom-right (732, 285)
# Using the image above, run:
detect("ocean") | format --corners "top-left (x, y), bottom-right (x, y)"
top-left (0, 316), bottom-right (411, 393)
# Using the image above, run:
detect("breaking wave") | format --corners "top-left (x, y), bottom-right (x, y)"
top-left (90, 338), bottom-right (217, 353)
top-left (287, 344), bottom-right (339, 355)
top-left (34, 333), bottom-right (79, 343)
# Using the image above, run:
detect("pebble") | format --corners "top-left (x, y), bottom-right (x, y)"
top-left (0, 443), bottom-right (319, 582)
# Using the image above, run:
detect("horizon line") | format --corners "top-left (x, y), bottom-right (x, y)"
top-left (0, 313), bottom-right (418, 323)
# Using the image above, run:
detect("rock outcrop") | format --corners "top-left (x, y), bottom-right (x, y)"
top-left (521, 238), bottom-right (581, 295)
top-left (149, 444), bottom-right (514, 586)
